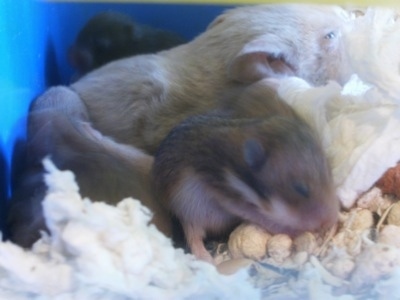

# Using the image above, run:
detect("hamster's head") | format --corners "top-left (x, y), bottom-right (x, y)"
top-left (69, 12), bottom-right (135, 74)
top-left (241, 117), bottom-right (339, 236)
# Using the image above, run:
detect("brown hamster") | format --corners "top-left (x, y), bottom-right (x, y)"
top-left (69, 4), bottom-right (351, 154)
top-left (68, 11), bottom-right (186, 78)
top-left (13, 4), bottom-right (348, 247)
top-left (8, 87), bottom-right (171, 247)
top-left (152, 81), bottom-right (338, 263)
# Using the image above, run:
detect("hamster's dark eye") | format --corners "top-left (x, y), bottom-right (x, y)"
top-left (324, 31), bottom-right (336, 39)
top-left (293, 182), bottom-right (310, 198)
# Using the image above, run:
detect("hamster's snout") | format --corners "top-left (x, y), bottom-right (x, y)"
top-left (264, 191), bottom-right (340, 236)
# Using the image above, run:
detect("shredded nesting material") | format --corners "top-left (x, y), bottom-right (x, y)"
top-left (2, 6), bottom-right (400, 300)
top-left (276, 7), bottom-right (400, 208)
top-left (2, 161), bottom-right (400, 299)
top-left (0, 160), bottom-right (259, 299)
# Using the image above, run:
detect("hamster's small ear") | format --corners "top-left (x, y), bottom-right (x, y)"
top-left (243, 139), bottom-right (267, 171)
top-left (68, 46), bottom-right (93, 73)
top-left (206, 14), bottom-right (226, 30)
top-left (228, 36), bottom-right (295, 84)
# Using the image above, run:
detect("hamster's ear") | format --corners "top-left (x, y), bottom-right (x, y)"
top-left (228, 36), bottom-right (295, 84)
top-left (243, 139), bottom-right (267, 171)
top-left (206, 14), bottom-right (226, 30)
top-left (68, 46), bottom-right (93, 73)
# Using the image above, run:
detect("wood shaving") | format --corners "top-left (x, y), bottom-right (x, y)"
top-left (357, 187), bottom-right (394, 214)
top-left (378, 225), bottom-right (400, 248)
top-left (266, 234), bottom-right (293, 265)
top-left (220, 186), bottom-right (400, 299)
top-left (387, 202), bottom-right (400, 226)
top-left (228, 223), bottom-right (271, 260)
top-left (293, 232), bottom-right (318, 255)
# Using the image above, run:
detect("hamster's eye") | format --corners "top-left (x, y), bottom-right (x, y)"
top-left (324, 31), bottom-right (336, 40)
top-left (293, 182), bottom-right (310, 198)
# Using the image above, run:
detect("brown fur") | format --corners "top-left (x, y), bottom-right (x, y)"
top-left (69, 11), bottom-right (186, 79)
top-left (9, 4), bottom-right (347, 248)
top-left (70, 4), bottom-right (351, 154)
top-left (152, 81), bottom-right (339, 263)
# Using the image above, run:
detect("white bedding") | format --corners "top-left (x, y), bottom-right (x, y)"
top-left (276, 8), bottom-right (400, 208)
top-left (0, 160), bottom-right (259, 299)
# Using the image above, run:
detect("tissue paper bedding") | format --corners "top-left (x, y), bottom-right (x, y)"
top-left (0, 160), bottom-right (260, 300)
top-left (276, 8), bottom-right (400, 208)
top-left (2, 6), bottom-right (400, 300)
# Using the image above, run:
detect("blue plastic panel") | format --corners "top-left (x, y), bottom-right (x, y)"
top-left (0, 0), bottom-right (49, 233)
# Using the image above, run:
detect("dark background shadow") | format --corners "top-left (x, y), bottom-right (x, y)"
top-left (0, 145), bottom-right (8, 239)
top-left (45, 37), bottom-right (62, 87)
